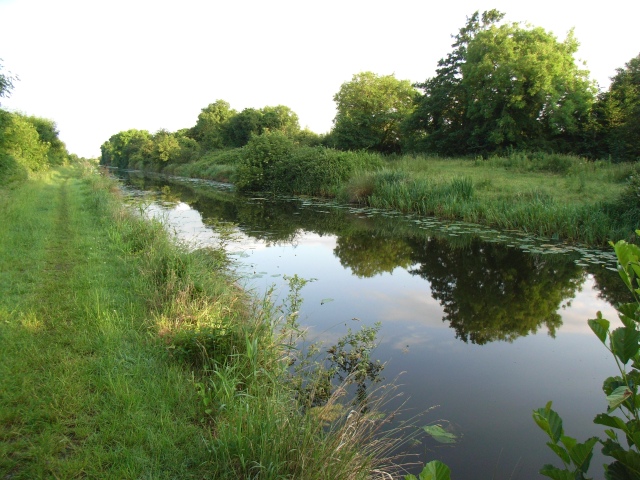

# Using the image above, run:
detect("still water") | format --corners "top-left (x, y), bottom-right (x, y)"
top-left (117, 170), bottom-right (629, 479)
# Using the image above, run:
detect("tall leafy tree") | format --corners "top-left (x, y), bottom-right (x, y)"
top-left (223, 105), bottom-right (300, 148)
top-left (190, 100), bottom-right (236, 151)
top-left (408, 11), bottom-right (595, 155)
top-left (331, 71), bottom-right (417, 154)
top-left (223, 108), bottom-right (263, 148)
top-left (24, 116), bottom-right (68, 165)
top-left (596, 53), bottom-right (640, 161)
top-left (406, 10), bottom-right (505, 155)
top-left (0, 112), bottom-right (50, 172)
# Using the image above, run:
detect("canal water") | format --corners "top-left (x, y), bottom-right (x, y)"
top-left (117, 170), bottom-right (629, 479)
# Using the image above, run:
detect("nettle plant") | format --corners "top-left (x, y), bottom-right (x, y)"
top-left (533, 230), bottom-right (640, 479)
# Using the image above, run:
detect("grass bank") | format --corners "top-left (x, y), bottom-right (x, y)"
top-left (135, 145), bottom-right (640, 246)
top-left (0, 164), bottom-right (410, 479)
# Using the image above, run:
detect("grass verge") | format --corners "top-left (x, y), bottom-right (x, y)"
top-left (0, 163), bottom-right (412, 479)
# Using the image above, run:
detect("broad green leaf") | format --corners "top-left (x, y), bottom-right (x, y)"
top-left (606, 386), bottom-right (633, 413)
top-left (419, 461), bottom-right (451, 480)
top-left (604, 460), bottom-right (637, 480)
top-left (604, 429), bottom-right (618, 441)
top-left (539, 464), bottom-right (574, 480)
top-left (560, 435), bottom-right (576, 451)
top-left (611, 327), bottom-right (640, 365)
top-left (568, 437), bottom-right (598, 472)
top-left (423, 425), bottom-right (457, 444)
top-left (594, 413), bottom-right (627, 431)
top-left (618, 303), bottom-right (640, 323)
top-left (533, 402), bottom-right (564, 443)
top-left (589, 316), bottom-right (610, 344)
top-left (547, 442), bottom-right (570, 464)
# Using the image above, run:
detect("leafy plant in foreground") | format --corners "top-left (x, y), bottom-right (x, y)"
top-left (534, 229), bottom-right (640, 479)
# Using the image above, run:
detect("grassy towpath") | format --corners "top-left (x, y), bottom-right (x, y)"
top-left (0, 167), bottom-right (213, 478)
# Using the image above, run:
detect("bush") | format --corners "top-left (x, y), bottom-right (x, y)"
top-left (235, 131), bottom-right (294, 191)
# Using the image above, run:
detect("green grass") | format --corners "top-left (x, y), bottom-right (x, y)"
top-left (0, 164), bottom-right (411, 479)
top-left (128, 146), bottom-right (638, 245)
top-left (340, 153), bottom-right (639, 245)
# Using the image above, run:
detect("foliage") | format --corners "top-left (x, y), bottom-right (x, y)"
top-left (235, 130), bottom-right (295, 191)
top-left (534, 230), bottom-right (640, 479)
top-left (404, 461), bottom-right (452, 480)
top-left (406, 10), bottom-right (505, 156)
top-left (596, 53), bottom-right (640, 162)
top-left (331, 71), bottom-right (417, 154)
top-left (23, 115), bottom-right (68, 166)
top-left (0, 59), bottom-right (16, 104)
top-left (100, 128), bottom-right (153, 168)
top-left (0, 110), bottom-right (50, 173)
top-left (409, 236), bottom-right (582, 344)
top-left (189, 99), bottom-right (236, 151)
top-left (272, 146), bottom-right (383, 196)
top-left (407, 10), bottom-right (595, 156)
top-left (223, 105), bottom-right (300, 148)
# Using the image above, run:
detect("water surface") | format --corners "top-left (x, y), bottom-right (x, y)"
top-left (118, 171), bottom-right (630, 479)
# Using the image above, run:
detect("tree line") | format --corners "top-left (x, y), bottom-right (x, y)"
top-left (100, 10), bottom-right (638, 171)
top-left (0, 59), bottom-right (72, 183)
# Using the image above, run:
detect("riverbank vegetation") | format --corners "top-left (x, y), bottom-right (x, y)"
top-left (97, 10), bottom-right (639, 246)
top-left (0, 163), bottom-right (427, 478)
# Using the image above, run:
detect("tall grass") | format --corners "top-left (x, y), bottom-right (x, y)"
top-left (1, 164), bottom-right (418, 478)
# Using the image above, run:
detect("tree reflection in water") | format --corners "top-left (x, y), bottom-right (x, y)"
top-left (408, 237), bottom-right (584, 344)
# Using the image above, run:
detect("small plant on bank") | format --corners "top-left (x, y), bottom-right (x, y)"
top-left (534, 230), bottom-right (640, 479)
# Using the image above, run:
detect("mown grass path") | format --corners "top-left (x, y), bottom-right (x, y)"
top-left (0, 168), bottom-right (213, 479)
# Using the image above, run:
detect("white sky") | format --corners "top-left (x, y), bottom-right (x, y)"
top-left (0, 0), bottom-right (638, 158)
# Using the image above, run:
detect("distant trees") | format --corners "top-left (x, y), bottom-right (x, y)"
top-left (99, 14), bottom-right (640, 171)
top-left (100, 101), bottom-right (303, 169)
top-left (330, 72), bottom-right (417, 154)
top-left (405, 10), bottom-right (595, 156)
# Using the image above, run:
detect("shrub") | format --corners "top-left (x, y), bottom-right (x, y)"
top-left (235, 131), bottom-right (294, 191)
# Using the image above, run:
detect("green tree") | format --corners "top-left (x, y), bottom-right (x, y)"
top-left (151, 129), bottom-right (180, 163)
top-left (222, 105), bottom-right (300, 148)
top-left (190, 100), bottom-right (236, 151)
top-left (408, 10), bottom-right (595, 155)
top-left (260, 105), bottom-right (300, 136)
top-left (406, 10), bottom-right (505, 155)
top-left (331, 72), bottom-right (417, 154)
top-left (596, 53), bottom-right (640, 161)
top-left (100, 129), bottom-right (152, 168)
top-left (0, 112), bottom-right (50, 173)
top-left (24, 116), bottom-right (68, 166)
top-left (462, 23), bottom-right (594, 152)
top-left (223, 108), bottom-right (263, 148)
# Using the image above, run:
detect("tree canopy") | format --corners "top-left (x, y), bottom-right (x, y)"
top-left (406, 10), bottom-right (595, 156)
top-left (596, 53), bottom-right (640, 161)
top-left (331, 72), bottom-right (417, 154)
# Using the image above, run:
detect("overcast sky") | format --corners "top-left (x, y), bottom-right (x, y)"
top-left (0, 0), bottom-right (638, 158)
